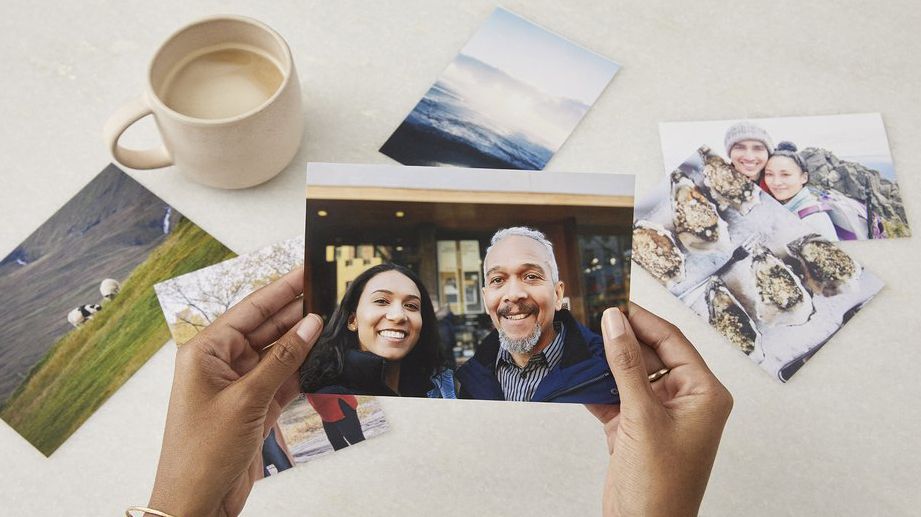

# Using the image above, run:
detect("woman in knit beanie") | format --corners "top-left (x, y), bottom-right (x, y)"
top-left (764, 141), bottom-right (839, 241)
top-left (723, 121), bottom-right (774, 186)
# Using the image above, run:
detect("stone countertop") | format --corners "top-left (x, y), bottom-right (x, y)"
top-left (1, 1), bottom-right (919, 515)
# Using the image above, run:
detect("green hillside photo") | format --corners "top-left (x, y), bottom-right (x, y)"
top-left (0, 218), bottom-right (234, 455)
top-left (0, 165), bottom-right (234, 455)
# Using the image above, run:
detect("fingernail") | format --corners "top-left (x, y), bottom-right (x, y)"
top-left (603, 308), bottom-right (625, 340)
top-left (296, 313), bottom-right (322, 341)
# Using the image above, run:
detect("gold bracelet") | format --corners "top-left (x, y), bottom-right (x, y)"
top-left (125, 506), bottom-right (178, 517)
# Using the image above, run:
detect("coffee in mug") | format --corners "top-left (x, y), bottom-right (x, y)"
top-left (161, 44), bottom-right (284, 120)
top-left (103, 16), bottom-right (303, 189)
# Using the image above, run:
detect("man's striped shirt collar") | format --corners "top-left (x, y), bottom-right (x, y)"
top-left (495, 322), bottom-right (565, 402)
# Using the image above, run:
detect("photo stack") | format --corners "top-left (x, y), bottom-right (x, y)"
top-left (633, 147), bottom-right (885, 381)
top-left (154, 236), bottom-right (389, 477)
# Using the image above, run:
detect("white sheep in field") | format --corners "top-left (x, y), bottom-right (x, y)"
top-left (67, 304), bottom-right (101, 328)
top-left (100, 278), bottom-right (121, 300)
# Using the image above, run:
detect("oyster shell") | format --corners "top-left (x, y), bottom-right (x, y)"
top-left (670, 170), bottom-right (730, 252)
top-left (705, 277), bottom-right (762, 357)
top-left (786, 234), bottom-right (861, 296)
top-left (632, 221), bottom-right (686, 287)
top-left (748, 244), bottom-right (813, 326)
top-left (699, 146), bottom-right (760, 214)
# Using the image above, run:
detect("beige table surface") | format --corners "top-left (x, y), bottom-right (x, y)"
top-left (1, 1), bottom-right (919, 515)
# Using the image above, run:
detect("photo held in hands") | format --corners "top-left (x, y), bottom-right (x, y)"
top-left (154, 236), bottom-right (390, 478)
top-left (299, 163), bottom-right (636, 403)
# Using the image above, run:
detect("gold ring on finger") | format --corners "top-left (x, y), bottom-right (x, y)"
top-left (647, 368), bottom-right (670, 383)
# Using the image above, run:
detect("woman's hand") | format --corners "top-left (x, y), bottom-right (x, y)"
top-left (587, 304), bottom-right (733, 517)
top-left (146, 267), bottom-right (322, 517)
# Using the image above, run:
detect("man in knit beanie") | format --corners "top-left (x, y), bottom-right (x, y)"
top-left (723, 121), bottom-right (774, 183)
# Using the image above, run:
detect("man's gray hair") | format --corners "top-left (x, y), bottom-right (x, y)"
top-left (484, 226), bottom-right (559, 284)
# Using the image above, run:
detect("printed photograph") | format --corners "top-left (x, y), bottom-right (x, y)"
top-left (633, 148), bottom-right (885, 381)
top-left (154, 236), bottom-right (389, 476)
top-left (379, 7), bottom-right (620, 170)
top-left (659, 113), bottom-right (911, 240)
top-left (302, 163), bottom-right (635, 403)
top-left (0, 165), bottom-right (234, 456)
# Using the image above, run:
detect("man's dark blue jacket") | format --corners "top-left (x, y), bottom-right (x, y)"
top-left (455, 309), bottom-right (620, 404)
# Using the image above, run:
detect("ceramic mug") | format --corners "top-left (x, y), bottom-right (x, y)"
top-left (103, 15), bottom-right (303, 189)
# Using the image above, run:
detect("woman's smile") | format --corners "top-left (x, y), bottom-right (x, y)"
top-left (378, 328), bottom-right (409, 341)
top-left (351, 270), bottom-right (424, 361)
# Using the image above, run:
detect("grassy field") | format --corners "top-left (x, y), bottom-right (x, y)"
top-left (0, 217), bottom-right (234, 456)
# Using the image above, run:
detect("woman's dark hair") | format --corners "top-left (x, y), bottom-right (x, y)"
top-left (299, 263), bottom-right (442, 394)
top-left (771, 141), bottom-right (809, 174)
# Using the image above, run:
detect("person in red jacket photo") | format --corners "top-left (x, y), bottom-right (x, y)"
top-left (304, 394), bottom-right (366, 451)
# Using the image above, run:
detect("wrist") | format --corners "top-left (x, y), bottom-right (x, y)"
top-left (148, 478), bottom-right (221, 517)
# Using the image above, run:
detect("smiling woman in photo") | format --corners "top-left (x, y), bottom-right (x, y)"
top-left (299, 263), bottom-right (455, 398)
top-left (764, 141), bottom-right (840, 242)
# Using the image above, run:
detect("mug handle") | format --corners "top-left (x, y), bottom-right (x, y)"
top-left (103, 95), bottom-right (173, 169)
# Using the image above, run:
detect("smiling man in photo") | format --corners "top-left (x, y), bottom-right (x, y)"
top-left (455, 227), bottom-right (619, 403)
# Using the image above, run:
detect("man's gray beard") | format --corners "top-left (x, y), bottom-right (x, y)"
top-left (498, 323), bottom-right (542, 355)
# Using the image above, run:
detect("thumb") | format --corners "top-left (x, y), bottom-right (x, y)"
top-left (602, 308), bottom-right (654, 410)
top-left (244, 313), bottom-right (323, 406)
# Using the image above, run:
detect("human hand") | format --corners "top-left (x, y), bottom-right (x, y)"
top-left (146, 267), bottom-right (322, 517)
top-left (586, 304), bottom-right (733, 517)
